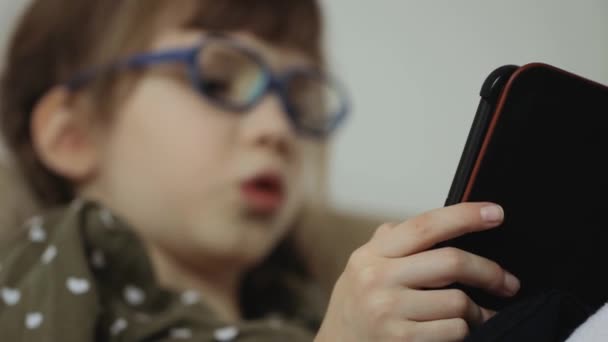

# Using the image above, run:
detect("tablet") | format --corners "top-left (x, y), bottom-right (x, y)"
top-left (443, 63), bottom-right (608, 311)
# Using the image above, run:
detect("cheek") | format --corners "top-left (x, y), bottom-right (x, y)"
top-left (292, 142), bottom-right (321, 197)
top-left (100, 78), bottom-right (239, 208)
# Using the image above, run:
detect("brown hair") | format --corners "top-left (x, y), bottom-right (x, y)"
top-left (0, 0), bottom-right (324, 207)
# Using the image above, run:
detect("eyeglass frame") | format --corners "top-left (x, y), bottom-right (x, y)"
top-left (65, 35), bottom-right (350, 139)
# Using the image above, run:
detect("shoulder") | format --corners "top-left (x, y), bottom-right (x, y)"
top-left (0, 201), bottom-right (90, 279)
top-left (0, 202), bottom-right (100, 340)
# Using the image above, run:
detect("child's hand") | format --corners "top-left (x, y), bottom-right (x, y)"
top-left (315, 203), bottom-right (519, 342)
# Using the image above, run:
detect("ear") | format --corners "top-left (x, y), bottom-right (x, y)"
top-left (31, 87), bottom-right (101, 182)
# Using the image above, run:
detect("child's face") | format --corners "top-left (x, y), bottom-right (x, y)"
top-left (86, 30), bottom-right (316, 267)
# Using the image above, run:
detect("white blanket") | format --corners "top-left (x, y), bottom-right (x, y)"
top-left (567, 303), bottom-right (608, 341)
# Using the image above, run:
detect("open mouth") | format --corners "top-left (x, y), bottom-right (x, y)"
top-left (240, 173), bottom-right (285, 214)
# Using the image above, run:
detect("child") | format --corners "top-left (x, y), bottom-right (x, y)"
top-left (0, 0), bottom-right (519, 340)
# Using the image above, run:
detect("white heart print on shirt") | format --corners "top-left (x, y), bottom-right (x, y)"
top-left (268, 316), bottom-right (284, 330)
top-left (124, 285), bottom-right (145, 306)
top-left (170, 327), bottom-right (193, 339)
top-left (99, 209), bottom-right (115, 228)
top-left (1, 288), bottom-right (21, 306)
top-left (214, 326), bottom-right (239, 341)
top-left (66, 277), bottom-right (90, 295)
top-left (69, 198), bottom-right (85, 212)
top-left (110, 318), bottom-right (128, 336)
top-left (27, 216), bottom-right (46, 243)
top-left (25, 312), bottom-right (44, 330)
top-left (41, 245), bottom-right (57, 264)
top-left (181, 290), bottom-right (200, 305)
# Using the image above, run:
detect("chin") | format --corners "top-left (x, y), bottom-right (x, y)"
top-left (233, 210), bottom-right (295, 262)
top-left (180, 196), bottom-right (300, 268)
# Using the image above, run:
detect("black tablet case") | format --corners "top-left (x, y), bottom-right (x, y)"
top-left (443, 63), bottom-right (608, 311)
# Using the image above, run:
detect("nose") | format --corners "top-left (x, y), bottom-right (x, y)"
top-left (239, 94), bottom-right (295, 158)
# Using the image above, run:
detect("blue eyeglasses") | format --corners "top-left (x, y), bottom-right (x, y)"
top-left (66, 36), bottom-right (349, 139)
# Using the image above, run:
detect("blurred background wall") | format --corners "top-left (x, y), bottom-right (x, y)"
top-left (0, 0), bottom-right (30, 161)
top-left (0, 1), bottom-right (27, 71)
top-left (322, 0), bottom-right (608, 217)
top-left (1, 0), bottom-right (607, 217)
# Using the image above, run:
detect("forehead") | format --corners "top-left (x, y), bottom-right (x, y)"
top-left (151, 29), bottom-right (315, 71)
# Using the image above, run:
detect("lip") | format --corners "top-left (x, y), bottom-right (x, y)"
top-left (240, 172), bottom-right (286, 215)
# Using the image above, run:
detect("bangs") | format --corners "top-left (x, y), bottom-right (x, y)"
top-left (182, 0), bottom-right (324, 64)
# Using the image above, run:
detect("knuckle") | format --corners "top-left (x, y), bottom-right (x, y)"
top-left (396, 332), bottom-right (415, 342)
top-left (408, 216), bottom-right (434, 239)
top-left (374, 222), bottom-right (398, 237)
top-left (440, 247), bottom-right (468, 271)
top-left (347, 248), bottom-right (386, 292)
top-left (347, 247), bottom-right (369, 270)
top-left (392, 324), bottom-right (417, 342)
top-left (447, 290), bottom-right (471, 317)
top-left (355, 264), bottom-right (383, 292)
top-left (365, 292), bottom-right (394, 323)
top-left (451, 318), bottom-right (470, 339)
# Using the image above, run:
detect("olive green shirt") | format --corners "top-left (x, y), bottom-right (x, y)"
top-left (0, 200), bottom-right (318, 341)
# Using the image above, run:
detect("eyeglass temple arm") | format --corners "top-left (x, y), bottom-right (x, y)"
top-left (65, 47), bottom-right (199, 90)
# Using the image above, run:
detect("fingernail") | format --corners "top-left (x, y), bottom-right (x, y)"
top-left (503, 272), bottom-right (520, 296)
top-left (480, 205), bottom-right (504, 223)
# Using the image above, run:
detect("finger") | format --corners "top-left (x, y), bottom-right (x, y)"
top-left (388, 247), bottom-right (520, 297)
top-left (398, 289), bottom-right (487, 327)
top-left (370, 202), bottom-right (504, 258)
top-left (410, 318), bottom-right (470, 342)
top-left (481, 307), bottom-right (496, 321)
